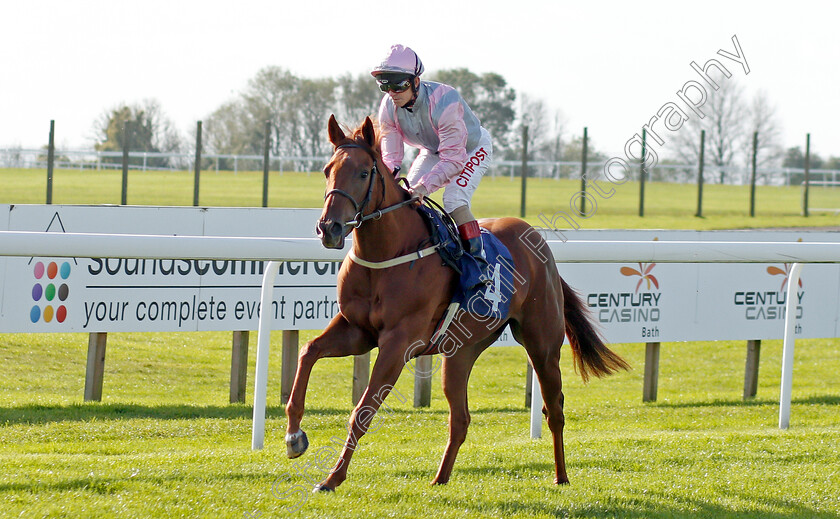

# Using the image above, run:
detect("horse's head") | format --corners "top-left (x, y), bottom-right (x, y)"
top-left (317, 114), bottom-right (381, 249)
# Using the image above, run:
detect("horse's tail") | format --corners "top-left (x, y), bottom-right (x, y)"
top-left (560, 278), bottom-right (631, 383)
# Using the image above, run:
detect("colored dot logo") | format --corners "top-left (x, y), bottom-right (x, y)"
top-left (31, 261), bottom-right (70, 324)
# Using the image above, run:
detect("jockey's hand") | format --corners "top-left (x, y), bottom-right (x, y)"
top-left (408, 184), bottom-right (428, 205)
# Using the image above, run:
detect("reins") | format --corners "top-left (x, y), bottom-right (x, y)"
top-left (346, 196), bottom-right (419, 228)
top-left (325, 142), bottom-right (418, 228)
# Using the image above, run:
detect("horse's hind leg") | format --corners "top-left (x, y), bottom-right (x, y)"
top-left (431, 345), bottom-right (484, 485)
top-left (514, 318), bottom-right (570, 485)
top-left (532, 354), bottom-right (568, 484)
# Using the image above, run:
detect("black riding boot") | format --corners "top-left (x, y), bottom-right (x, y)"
top-left (459, 221), bottom-right (493, 284)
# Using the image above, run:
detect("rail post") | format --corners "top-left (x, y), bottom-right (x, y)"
top-left (251, 261), bottom-right (281, 450)
top-left (743, 339), bottom-right (761, 399)
top-left (281, 330), bottom-right (298, 403)
top-left (525, 361), bottom-right (533, 407)
top-left (193, 121), bottom-right (202, 207)
top-left (121, 122), bottom-right (130, 205)
top-left (46, 120), bottom-right (55, 204)
top-left (579, 127), bottom-right (588, 215)
top-left (353, 353), bottom-right (370, 405)
top-left (520, 125), bottom-right (529, 218)
top-left (779, 263), bottom-right (804, 429)
top-left (262, 121), bottom-right (271, 208)
top-left (84, 332), bottom-right (108, 401)
top-left (643, 342), bottom-right (660, 402)
top-left (803, 133), bottom-right (810, 217)
top-left (749, 131), bottom-right (758, 217)
top-left (413, 356), bottom-right (432, 407)
top-left (230, 331), bottom-right (249, 403)
top-left (639, 129), bottom-right (646, 217)
top-left (696, 130), bottom-right (705, 217)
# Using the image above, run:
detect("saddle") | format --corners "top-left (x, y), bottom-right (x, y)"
top-left (415, 201), bottom-right (518, 351)
top-left (416, 200), bottom-right (464, 275)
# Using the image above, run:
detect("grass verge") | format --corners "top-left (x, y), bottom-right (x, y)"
top-left (1, 331), bottom-right (838, 518)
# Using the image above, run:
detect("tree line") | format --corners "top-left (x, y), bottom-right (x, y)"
top-left (91, 65), bottom-right (622, 174)
top-left (92, 66), bottom-right (838, 183)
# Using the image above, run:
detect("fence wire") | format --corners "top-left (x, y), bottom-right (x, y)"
top-left (3, 147), bottom-right (840, 187)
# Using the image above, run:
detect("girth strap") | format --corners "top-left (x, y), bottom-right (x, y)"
top-left (347, 244), bottom-right (439, 269)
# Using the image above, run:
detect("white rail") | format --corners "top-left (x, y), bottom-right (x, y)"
top-left (0, 231), bottom-right (837, 444)
top-left (2, 231), bottom-right (839, 263)
top-left (0, 231), bottom-right (345, 261)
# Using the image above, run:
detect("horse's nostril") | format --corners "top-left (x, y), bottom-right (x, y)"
top-left (317, 220), bottom-right (344, 242)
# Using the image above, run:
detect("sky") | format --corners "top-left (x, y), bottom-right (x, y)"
top-left (2, 0), bottom-right (839, 159)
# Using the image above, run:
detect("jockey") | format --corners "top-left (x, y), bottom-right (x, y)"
top-left (372, 44), bottom-right (494, 281)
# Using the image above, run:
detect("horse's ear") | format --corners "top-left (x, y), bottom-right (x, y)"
top-left (361, 116), bottom-right (376, 147)
top-left (327, 114), bottom-right (345, 147)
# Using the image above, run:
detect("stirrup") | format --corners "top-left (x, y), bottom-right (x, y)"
top-left (476, 258), bottom-right (494, 285)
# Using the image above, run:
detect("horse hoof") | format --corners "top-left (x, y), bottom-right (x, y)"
top-left (285, 429), bottom-right (309, 459)
top-left (313, 484), bottom-right (334, 493)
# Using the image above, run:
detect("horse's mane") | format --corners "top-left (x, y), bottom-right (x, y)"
top-left (346, 118), bottom-right (410, 200)
top-left (348, 119), bottom-right (382, 154)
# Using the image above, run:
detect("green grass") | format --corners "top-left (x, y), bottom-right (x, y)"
top-left (1, 332), bottom-right (838, 518)
top-left (1, 167), bottom-right (838, 230)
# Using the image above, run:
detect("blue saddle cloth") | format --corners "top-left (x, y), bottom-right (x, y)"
top-left (417, 205), bottom-right (516, 321)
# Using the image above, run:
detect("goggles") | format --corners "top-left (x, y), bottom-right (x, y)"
top-left (377, 78), bottom-right (412, 93)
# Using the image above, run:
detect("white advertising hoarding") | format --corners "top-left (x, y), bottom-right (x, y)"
top-left (553, 228), bottom-right (839, 342)
top-left (1, 205), bottom-right (340, 333)
top-left (558, 261), bottom-right (839, 343)
top-left (1, 205), bottom-right (838, 343)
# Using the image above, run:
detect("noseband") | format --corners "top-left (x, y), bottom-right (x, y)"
top-left (324, 143), bottom-right (416, 228)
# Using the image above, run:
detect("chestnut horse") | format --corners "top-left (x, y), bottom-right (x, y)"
top-left (283, 115), bottom-right (629, 492)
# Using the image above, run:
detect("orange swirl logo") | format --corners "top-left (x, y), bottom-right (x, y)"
top-left (620, 263), bottom-right (659, 293)
top-left (766, 263), bottom-right (803, 292)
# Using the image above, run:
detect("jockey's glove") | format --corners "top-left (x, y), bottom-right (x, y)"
top-left (409, 184), bottom-right (428, 204)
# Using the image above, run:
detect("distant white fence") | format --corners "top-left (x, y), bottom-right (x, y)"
top-left (3, 147), bottom-right (840, 185)
top-left (802, 180), bottom-right (840, 214)
top-left (0, 147), bottom-right (329, 174)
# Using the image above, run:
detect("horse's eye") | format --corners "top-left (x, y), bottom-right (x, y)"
top-left (360, 169), bottom-right (369, 179)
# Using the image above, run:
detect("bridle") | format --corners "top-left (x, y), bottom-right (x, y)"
top-left (322, 140), bottom-right (441, 270)
top-left (324, 142), bottom-right (417, 228)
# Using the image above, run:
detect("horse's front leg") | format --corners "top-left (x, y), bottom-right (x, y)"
top-left (315, 328), bottom-right (413, 491)
top-left (285, 313), bottom-right (373, 458)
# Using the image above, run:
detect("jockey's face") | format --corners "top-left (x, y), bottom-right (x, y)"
top-left (388, 77), bottom-right (419, 108)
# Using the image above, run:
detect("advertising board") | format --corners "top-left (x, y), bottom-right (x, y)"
top-left (2, 205), bottom-right (838, 343)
